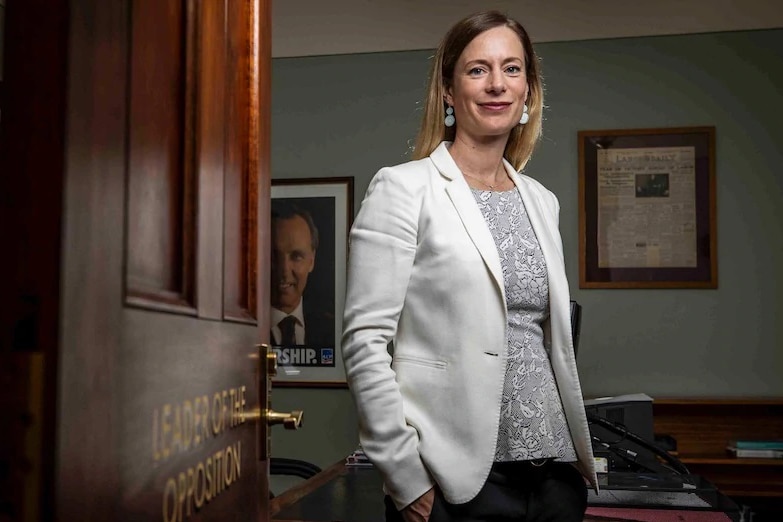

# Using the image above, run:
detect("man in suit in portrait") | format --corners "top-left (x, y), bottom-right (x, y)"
top-left (270, 203), bottom-right (334, 349)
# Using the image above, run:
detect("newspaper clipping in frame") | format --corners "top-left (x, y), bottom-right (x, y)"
top-left (597, 146), bottom-right (697, 269)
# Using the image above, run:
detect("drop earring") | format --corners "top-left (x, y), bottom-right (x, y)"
top-left (444, 106), bottom-right (455, 127)
top-left (519, 104), bottom-right (529, 125)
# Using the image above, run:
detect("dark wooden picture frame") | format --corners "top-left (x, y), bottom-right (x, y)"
top-left (578, 127), bottom-right (717, 289)
top-left (270, 177), bottom-right (354, 387)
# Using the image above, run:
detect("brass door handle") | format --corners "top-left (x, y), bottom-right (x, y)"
top-left (241, 408), bottom-right (303, 429)
top-left (266, 409), bottom-right (303, 429)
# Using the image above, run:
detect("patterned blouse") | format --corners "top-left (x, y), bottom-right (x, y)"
top-left (470, 186), bottom-right (577, 463)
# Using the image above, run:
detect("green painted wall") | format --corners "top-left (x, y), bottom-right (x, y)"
top-left (269, 29), bottom-right (783, 479)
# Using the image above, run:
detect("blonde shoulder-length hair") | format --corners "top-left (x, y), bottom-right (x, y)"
top-left (412, 11), bottom-right (544, 171)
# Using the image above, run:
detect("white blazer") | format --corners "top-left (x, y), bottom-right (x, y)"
top-left (342, 142), bottom-right (597, 510)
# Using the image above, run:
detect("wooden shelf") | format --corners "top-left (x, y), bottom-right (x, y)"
top-left (653, 398), bottom-right (783, 507)
top-left (653, 398), bottom-right (783, 456)
top-left (655, 397), bottom-right (783, 406)
top-left (679, 454), bottom-right (783, 466)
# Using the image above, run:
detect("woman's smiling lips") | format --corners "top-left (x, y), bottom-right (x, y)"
top-left (479, 102), bottom-right (512, 111)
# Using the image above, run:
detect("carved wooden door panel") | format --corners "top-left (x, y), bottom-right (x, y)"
top-left (56, 0), bottom-right (273, 520)
top-left (1, 0), bottom-right (272, 520)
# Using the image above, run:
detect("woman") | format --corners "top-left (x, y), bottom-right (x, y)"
top-left (342, 11), bottom-right (597, 522)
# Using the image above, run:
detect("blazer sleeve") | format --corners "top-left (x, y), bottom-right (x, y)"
top-left (341, 167), bottom-right (434, 508)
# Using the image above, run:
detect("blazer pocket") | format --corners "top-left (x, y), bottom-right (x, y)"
top-left (393, 354), bottom-right (448, 370)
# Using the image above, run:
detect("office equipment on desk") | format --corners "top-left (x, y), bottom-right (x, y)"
top-left (592, 472), bottom-right (740, 514)
top-left (583, 393), bottom-right (684, 478)
top-left (584, 393), bottom-right (655, 443)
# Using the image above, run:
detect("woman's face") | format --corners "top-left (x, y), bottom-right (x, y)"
top-left (445, 26), bottom-right (529, 143)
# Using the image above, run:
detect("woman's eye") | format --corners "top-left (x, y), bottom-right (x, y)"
top-left (469, 67), bottom-right (485, 76)
top-left (506, 65), bottom-right (522, 74)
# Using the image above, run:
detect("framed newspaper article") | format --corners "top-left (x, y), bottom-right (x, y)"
top-left (578, 127), bottom-right (717, 289)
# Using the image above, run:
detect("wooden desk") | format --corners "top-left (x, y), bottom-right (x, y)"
top-left (271, 461), bottom-right (383, 522)
top-left (270, 462), bottom-right (739, 522)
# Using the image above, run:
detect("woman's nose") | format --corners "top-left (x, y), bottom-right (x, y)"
top-left (487, 70), bottom-right (506, 93)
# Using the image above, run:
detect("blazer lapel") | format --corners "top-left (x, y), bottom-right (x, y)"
top-left (430, 143), bottom-right (505, 299)
top-left (510, 168), bottom-right (569, 314)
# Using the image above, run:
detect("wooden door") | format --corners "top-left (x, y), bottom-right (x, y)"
top-left (0, 0), bottom-right (274, 521)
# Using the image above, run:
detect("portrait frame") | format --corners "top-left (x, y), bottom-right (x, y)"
top-left (578, 126), bottom-right (717, 289)
top-left (270, 177), bottom-right (354, 387)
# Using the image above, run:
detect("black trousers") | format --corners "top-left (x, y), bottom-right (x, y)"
top-left (385, 461), bottom-right (587, 522)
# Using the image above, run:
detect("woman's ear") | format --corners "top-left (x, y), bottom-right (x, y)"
top-left (443, 83), bottom-right (454, 107)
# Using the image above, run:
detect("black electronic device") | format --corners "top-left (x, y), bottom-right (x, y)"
top-left (588, 414), bottom-right (689, 476)
top-left (584, 394), bottom-right (655, 443)
top-left (589, 471), bottom-right (742, 520)
top-left (584, 394), bottom-right (686, 475)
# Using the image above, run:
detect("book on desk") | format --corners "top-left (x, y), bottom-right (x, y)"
top-left (726, 439), bottom-right (783, 458)
top-left (726, 447), bottom-right (783, 459)
top-left (729, 439), bottom-right (783, 449)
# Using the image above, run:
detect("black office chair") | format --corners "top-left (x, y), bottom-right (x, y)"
top-left (570, 300), bottom-right (582, 357)
top-left (271, 457), bottom-right (322, 478)
top-left (269, 457), bottom-right (322, 498)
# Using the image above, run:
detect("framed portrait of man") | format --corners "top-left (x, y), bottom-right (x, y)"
top-left (270, 177), bottom-right (353, 386)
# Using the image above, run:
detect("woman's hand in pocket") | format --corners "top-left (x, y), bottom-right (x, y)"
top-left (401, 487), bottom-right (435, 522)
